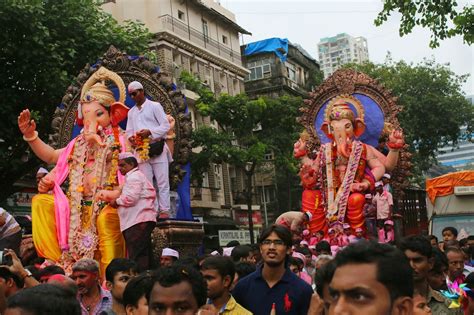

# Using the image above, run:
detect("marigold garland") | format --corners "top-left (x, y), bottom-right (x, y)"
top-left (135, 134), bottom-right (150, 161)
top-left (104, 126), bottom-right (121, 190)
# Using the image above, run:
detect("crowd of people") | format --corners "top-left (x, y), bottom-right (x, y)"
top-left (6, 72), bottom-right (474, 314)
top-left (0, 219), bottom-right (473, 314)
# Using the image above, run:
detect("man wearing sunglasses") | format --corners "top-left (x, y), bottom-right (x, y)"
top-left (126, 81), bottom-right (171, 218)
top-left (232, 224), bottom-right (313, 314)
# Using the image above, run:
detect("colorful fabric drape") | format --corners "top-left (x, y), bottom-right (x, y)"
top-left (426, 171), bottom-right (474, 204)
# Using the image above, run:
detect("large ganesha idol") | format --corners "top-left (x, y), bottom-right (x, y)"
top-left (295, 69), bottom-right (407, 233)
top-left (18, 67), bottom-right (130, 274)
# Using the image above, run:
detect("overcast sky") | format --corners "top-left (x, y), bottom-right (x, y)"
top-left (222, 0), bottom-right (473, 95)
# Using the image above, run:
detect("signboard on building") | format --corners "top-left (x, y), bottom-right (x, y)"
top-left (218, 230), bottom-right (251, 246)
top-left (234, 210), bottom-right (262, 227)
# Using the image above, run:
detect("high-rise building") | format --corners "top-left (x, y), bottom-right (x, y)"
top-left (318, 33), bottom-right (369, 78)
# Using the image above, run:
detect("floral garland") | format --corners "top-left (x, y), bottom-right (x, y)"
top-left (104, 126), bottom-right (121, 189)
top-left (135, 134), bottom-right (150, 161)
top-left (66, 128), bottom-right (117, 262)
top-left (324, 141), bottom-right (363, 222)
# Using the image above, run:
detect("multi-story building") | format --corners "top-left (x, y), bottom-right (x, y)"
top-left (240, 38), bottom-right (321, 222)
top-left (242, 38), bottom-right (320, 98)
top-left (102, 0), bottom-right (256, 238)
top-left (437, 95), bottom-right (474, 170)
top-left (318, 33), bottom-right (369, 78)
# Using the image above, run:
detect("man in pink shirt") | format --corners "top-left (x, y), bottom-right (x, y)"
top-left (373, 181), bottom-right (393, 227)
top-left (99, 152), bottom-right (157, 271)
top-left (340, 223), bottom-right (355, 246)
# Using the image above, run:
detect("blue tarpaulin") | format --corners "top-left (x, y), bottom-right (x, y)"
top-left (244, 38), bottom-right (289, 62)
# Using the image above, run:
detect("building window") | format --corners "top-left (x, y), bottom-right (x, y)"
top-left (178, 10), bottom-right (185, 21)
top-left (264, 151), bottom-right (274, 160)
top-left (286, 62), bottom-right (297, 82)
top-left (245, 60), bottom-right (271, 81)
top-left (222, 35), bottom-right (228, 44)
top-left (202, 20), bottom-right (209, 42)
top-left (288, 68), bottom-right (296, 81)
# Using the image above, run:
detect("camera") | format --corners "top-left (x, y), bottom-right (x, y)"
top-left (0, 251), bottom-right (13, 266)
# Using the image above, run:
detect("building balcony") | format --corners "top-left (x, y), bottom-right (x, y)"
top-left (157, 14), bottom-right (243, 67)
top-left (244, 75), bottom-right (309, 97)
top-left (190, 186), bottom-right (221, 209)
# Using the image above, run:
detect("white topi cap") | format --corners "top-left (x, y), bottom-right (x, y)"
top-left (162, 248), bottom-right (179, 259)
top-left (375, 181), bottom-right (383, 188)
top-left (364, 194), bottom-right (372, 199)
top-left (37, 167), bottom-right (49, 175)
top-left (383, 173), bottom-right (391, 179)
top-left (128, 81), bottom-right (143, 92)
top-left (118, 152), bottom-right (135, 160)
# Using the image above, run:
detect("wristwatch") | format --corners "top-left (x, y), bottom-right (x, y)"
top-left (20, 269), bottom-right (32, 280)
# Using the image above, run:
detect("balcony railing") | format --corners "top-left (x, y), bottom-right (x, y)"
top-left (157, 14), bottom-right (242, 66)
top-left (191, 186), bottom-right (220, 202)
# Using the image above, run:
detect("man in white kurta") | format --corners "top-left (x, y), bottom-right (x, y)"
top-left (126, 81), bottom-right (171, 217)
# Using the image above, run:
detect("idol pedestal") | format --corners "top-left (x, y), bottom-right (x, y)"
top-left (152, 220), bottom-right (204, 262)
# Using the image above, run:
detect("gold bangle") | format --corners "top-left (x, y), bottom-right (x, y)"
top-left (23, 131), bottom-right (38, 142)
top-left (166, 134), bottom-right (176, 140)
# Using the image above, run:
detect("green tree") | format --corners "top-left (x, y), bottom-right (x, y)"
top-left (344, 57), bottom-right (474, 184)
top-left (0, 0), bottom-right (152, 202)
top-left (193, 94), bottom-right (267, 244)
top-left (181, 71), bottom-right (305, 242)
top-left (260, 95), bottom-right (303, 213)
top-left (375, 0), bottom-right (473, 48)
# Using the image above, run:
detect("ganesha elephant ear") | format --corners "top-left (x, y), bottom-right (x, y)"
top-left (354, 118), bottom-right (366, 137)
top-left (321, 121), bottom-right (334, 140)
top-left (110, 102), bottom-right (129, 126)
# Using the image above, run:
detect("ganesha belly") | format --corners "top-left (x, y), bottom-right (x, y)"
top-left (18, 67), bottom-right (130, 275)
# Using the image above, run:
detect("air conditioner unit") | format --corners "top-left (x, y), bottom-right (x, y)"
top-left (454, 186), bottom-right (474, 196)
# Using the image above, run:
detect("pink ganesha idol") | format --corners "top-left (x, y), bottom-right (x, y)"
top-left (18, 67), bottom-right (131, 276)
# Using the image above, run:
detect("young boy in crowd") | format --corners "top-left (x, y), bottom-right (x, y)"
top-left (122, 273), bottom-right (154, 315)
top-left (378, 220), bottom-right (395, 244)
top-left (104, 258), bottom-right (138, 315)
top-left (442, 227), bottom-right (458, 250)
top-left (201, 256), bottom-right (251, 314)
top-left (412, 291), bottom-right (432, 315)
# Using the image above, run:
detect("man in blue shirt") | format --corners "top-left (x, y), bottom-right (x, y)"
top-left (233, 225), bottom-right (313, 314)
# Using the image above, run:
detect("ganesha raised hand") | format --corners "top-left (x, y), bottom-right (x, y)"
top-left (18, 109), bottom-right (38, 141)
top-left (387, 129), bottom-right (405, 150)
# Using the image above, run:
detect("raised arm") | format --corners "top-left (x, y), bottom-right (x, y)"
top-left (366, 146), bottom-right (386, 181)
top-left (371, 129), bottom-right (404, 172)
top-left (18, 109), bottom-right (63, 164)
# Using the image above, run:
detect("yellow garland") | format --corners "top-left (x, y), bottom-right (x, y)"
top-left (135, 135), bottom-right (150, 161)
top-left (139, 137), bottom-right (150, 161)
top-left (105, 126), bottom-right (121, 189)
